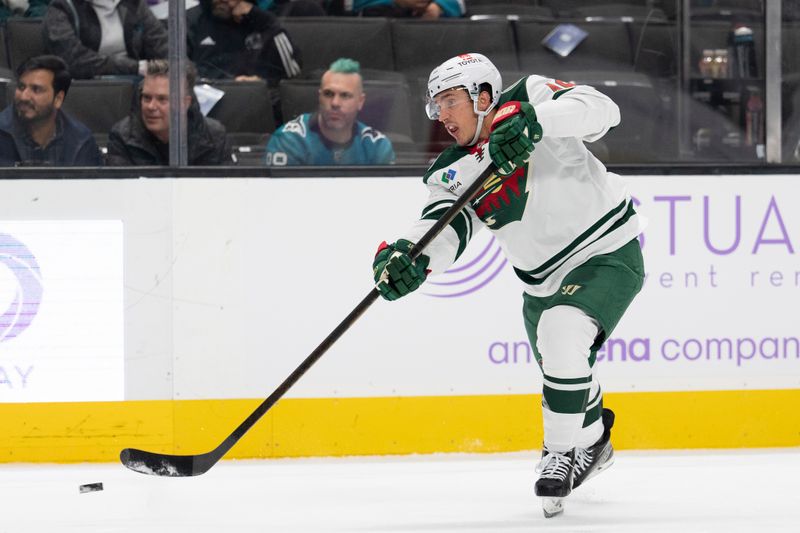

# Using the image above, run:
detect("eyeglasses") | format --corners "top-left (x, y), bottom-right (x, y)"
top-left (425, 89), bottom-right (472, 120)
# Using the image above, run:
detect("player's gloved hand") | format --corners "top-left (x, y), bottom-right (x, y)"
top-left (372, 239), bottom-right (430, 301)
top-left (488, 101), bottom-right (542, 175)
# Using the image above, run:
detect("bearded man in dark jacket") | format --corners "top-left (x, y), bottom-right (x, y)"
top-left (106, 60), bottom-right (232, 166)
top-left (44, 0), bottom-right (168, 79)
top-left (0, 55), bottom-right (102, 166)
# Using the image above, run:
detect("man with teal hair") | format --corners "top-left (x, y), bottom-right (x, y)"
top-left (265, 58), bottom-right (395, 166)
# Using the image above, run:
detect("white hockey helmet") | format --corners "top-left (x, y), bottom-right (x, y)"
top-left (425, 53), bottom-right (503, 145)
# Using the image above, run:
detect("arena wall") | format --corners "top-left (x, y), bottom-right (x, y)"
top-left (1, 175), bottom-right (798, 463)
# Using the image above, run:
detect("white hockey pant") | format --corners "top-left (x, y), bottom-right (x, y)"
top-left (537, 305), bottom-right (604, 452)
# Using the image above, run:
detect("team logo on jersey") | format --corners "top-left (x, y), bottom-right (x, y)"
top-left (471, 166), bottom-right (529, 230)
top-left (361, 127), bottom-right (386, 143)
top-left (283, 116), bottom-right (306, 137)
top-left (560, 284), bottom-right (582, 296)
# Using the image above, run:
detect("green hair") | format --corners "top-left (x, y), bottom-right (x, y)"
top-left (329, 58), bottom-right (361, 74)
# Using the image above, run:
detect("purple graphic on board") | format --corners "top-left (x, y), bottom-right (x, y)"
top-left (0, 233), bottom-right (43, 343)
top-left (423, 236), bottom-right (507, 298)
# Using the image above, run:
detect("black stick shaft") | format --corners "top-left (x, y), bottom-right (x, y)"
top-left (122, 164), bottom-right (497, 475)
top-left (213, 164), bottom-right (496, 461)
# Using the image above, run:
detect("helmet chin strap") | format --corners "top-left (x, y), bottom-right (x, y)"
top-left (469, 113), bottom-right (486, 146)
top-left (468, 99), bottom-right (494, 146)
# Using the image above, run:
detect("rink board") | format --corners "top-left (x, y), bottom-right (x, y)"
top-left (1, 389), bottom-right (799, 462)
top-left (1, 176), bottom-right (799, 463)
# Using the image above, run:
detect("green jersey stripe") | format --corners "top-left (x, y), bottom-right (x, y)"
top-left (543, 374), bottom-right (593, 385)
top-left (543, 385), bottom-right (590, 414)
top-left (552, 87), bottom-right (575, 100)
top-left (582, 400), bottom-right (603, 428)
top-left (514, 200), bottom-right (635, 286)
top-left (421, 199), bottom-right (454, 218)
top-left (422, 206), bottom-right (471, 257)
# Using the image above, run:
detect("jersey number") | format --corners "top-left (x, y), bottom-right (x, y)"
top-left (546, 80), bottom-right (576, 92)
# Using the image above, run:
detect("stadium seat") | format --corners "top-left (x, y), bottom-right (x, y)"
top-left (391, 19), bottom-right (518, 81)
top-left (0, 80), bottom-right (8, 111)
top-left (558, 71), bottom-right (668, 163)
top-left (0, 25), bottom-right (9, 71)
top-left (689, 0), bottom-right (763, 22)
top-left (281, 17), bottom-right (395, 72)
top-left (5, 17), bottom-right (46, 71)
top-left (467, 4), bottom-right (554, 18)
top-left (630, 20), bottom-right (678, 79)
top-left (568, 5), bottom-right (668, 21)
top-left (515, 18), bottom-right (636, 77)
top-left (59, 79), bottom-right (135, 134)
top-left (467, 0), bottom-right (536, 5)
top-left (783, 22), bottom-right (800, 82)
top-left (231, 134), bottom-right (270, 166)
top-left (278, 78), bottom-right (414, 143)
top-left (540, 0), bottom-right (664, 18)
top-left (203, 79), bottom-right (276, 139)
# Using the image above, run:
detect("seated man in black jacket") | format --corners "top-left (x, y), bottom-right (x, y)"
top-left (0, 55), bottom-right (102, 166)
top-left (107, 59), bottom-right (233, 166)
top-left (44, 0), bottom-right (168, 80)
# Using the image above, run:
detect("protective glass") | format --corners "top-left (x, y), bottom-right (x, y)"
top-left (425, 89), bottom-right (471, 120)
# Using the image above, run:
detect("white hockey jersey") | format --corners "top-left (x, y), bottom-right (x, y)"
top-left (401, 75), bottom-right (646, 297)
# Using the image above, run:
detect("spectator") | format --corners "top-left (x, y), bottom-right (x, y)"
top-left (1, 0), bottom-right (49, 22)
top-left (187, 0), bottom-right (302, 83)
top-left (326, 0), bottom-right (464, 18)
top-left (44, 0), bottom-right (168, 80)
top-left (107, 59), bottom-right (233, 166)
top-left (0, 55), bottom-right (102, 166)
top-left (265, 58), bottom-right (395, 166)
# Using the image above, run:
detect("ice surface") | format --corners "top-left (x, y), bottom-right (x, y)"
top-left (0, 448), bottom-right (798, 532)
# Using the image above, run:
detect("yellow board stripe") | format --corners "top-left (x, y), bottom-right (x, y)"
top-left (1, 389), bottom-right (798, 463)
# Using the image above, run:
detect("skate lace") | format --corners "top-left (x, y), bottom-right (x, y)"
top-left (573, 447), bottom-right (593, 478)
top-left (535, 451), bottom-right (571, 481)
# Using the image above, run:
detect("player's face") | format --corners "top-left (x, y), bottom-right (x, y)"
top-left (140, 75), bottom-right (171, 140)
top-left (433, 88), bottom-right (478, 146)
top-left (14, 69), bottom-right (62, 125)
top-left (318, 71), bottom-right (365, 134)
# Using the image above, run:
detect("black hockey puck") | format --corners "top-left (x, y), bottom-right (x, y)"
top-left (79, 482), bottom-right (103, 493)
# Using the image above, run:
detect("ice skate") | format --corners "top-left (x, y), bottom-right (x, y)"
top-left (573, 408), bottom-right (615, 489)
top-left (534, 448), bottom-right (574, 518)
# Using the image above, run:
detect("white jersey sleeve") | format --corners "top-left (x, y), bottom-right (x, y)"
top-left (519, 76), bottom-right (621, 142)
top-left (400, 145), bottom-right (489, 274)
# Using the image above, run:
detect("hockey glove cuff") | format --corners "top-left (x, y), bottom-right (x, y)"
top-left (372, 239), bottom-right (431, 301)
top-left (488, 101), bottom-right (542, 175)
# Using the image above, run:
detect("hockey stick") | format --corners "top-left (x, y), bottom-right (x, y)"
top-left (120, 162), bottom-right (498, 477)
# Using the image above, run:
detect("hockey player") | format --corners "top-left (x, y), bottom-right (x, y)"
top-left (371, 53), bottom-right (645, 517)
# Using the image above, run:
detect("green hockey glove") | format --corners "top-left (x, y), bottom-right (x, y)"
top-left (372, 239), bottom-right (431, 301)
top-left (488, 101), bottom-right (542, 175)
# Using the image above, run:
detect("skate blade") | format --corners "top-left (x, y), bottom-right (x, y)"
top-left (542, 497), bottom-right (564, 518)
